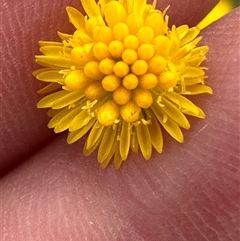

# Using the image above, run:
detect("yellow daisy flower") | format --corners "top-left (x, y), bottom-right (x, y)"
top-left (34, 0), bottom-right (212, 169)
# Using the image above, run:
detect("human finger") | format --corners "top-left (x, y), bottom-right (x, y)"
top-left (2, 7), bottom-right (239, 240)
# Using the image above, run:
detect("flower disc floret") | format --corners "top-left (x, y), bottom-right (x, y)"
top-left (139, 73), bottom-right (158, 89)
top-left (144, 12), bottom-right (165, 35)
top-left (108, 40), bottom-right (124, 58)
top-left (113, 86), bottom-right (132, 105)
top-left (97, 100), bottom-right (120, 126)
top-left (93, 26), bottom-right (113, 44)
top-left (93, 42), bottom-right (110, 60)
top-left (103, 1), bottom-right (127, 28)
top-left (120, 101), bottom-right (141, 122)
top-left (131, 60), bottom-right (148, 75)
top-left (136, 26), bottom-right (155, 43)
top-left (71, 46), bottom-right (92, 65)
top-left (113, 22), bottom-right (129, 40)
top-left (35, 0), bottom-right (212, 168)
top-left (123, 35), bottom-right (140, 50)
top-left (152, 35), bottom-right (170, 56)
top-left (113, 61), bottom-right (130, 77)
top-left (102, 75), bottom-right (121, 91)
top-left (137, 43), bottom-right (155, 60)
top-left (126, 13), bottom-right (144, 34)
top-left (158, 71), bottom-right (178, 90)
top-left (133, 88), bottom-right (153, 108)
top-left (84, 82), bottom-right (107, 100)
top-left (84, 61), bottom-right (104, 80)
top-left (148, 55), bottom-right (167, 75)
top-left (122, 49), bottom-right (138, 65)
top-left (65, 70), bottom-right (88, 90)
top-left (99, 59), bottom-right (115, 75)
top-left (123, 74), bottom-right (139, 90)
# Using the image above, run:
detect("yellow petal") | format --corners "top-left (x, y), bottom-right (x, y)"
top-left (69, 109), bottom-right (90, 131)
top-left (37, 83), bottom-right (61, 94)
top-left (169, 25), bottom-right (181, 54)
top-left (57, 31), bottom-right (73, 40)
top-left (47, 108), bottom-right (61, 118)
top-left (161, 117), bottom-right (184, 143)
top-left (35, 56), bottom-right (77, 68)
top-left (120, 121), bottom-right (131, 160)
top-left (163, 92), bottom-right (201, 117)
top-left (183, 66), bottom-right (205, 78)
top-left (85, 121), bottom-right (104, 150)
top-left (100, 141), bottom-right (118, 168)
top-left (176, 25), bottom-right (189, 39)
top-left (52, 91), bottom-right (85, 109)
top-left (180, 27), bottom-right (200, 46)
top-left (148, 113), bottom-right (163, 153)
top-left (98, 126), bottom-right (117, 163)
top-left (66, 7), bottom-right (85, 30)
top-left (33, 68), bottom-right (65, 83)
top-left (100, 143), bottom-right (116, 168)
top-left (67, 118), bottom-right (96, 144)
top-left (161, 98), bottom-right (190, 129)
top-left (191, 46), bottom-right (209, 56)
top-left (81, 0), bottom-right (101, 17)
top-left (39, 46), bottom-right (71, 56)
top-left (83, 134), bottom-right (102, 156)
top-left (182, 107), bottom-right (205, 119)
top-left (184, 77), bottom-right (205, 85)
top-left (54, 105), bottom-right (83, 133)
top-left (135, 123), bottom-right (152, 160)
top-left (130, 129), bottom-right (139, 153)
top-left (171, 37), bottom-right (202, 62)
top-left (37, 90), bottom-right (82, 108)
top-left (186, 55), bottom-right (207, 67)
top-left (114, 142), bottom-right (123, 169)
top-left (131, 0), bottom-right (146, 15)
top-left (39, 41), bottom-right (63, 47)
top-left (48, 107), bottom-right (73, 128)
top-left (152, 106), bottom-right (184, 143)
top-left (184, 85), bottom-right (213, 95)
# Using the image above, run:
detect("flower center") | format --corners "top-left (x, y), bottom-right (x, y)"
top-left (66, 2), bottom-right (178, 126)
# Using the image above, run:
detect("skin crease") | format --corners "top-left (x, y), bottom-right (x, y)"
top-left (1, 1), bottom-right (239, 241)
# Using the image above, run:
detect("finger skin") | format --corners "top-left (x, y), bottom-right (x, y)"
top-left (1, 0), bottom-right (80, 176)
top-left (1, 0), bottom-right (218, 176)
top-left (2, 7), bottom-right (240, 241)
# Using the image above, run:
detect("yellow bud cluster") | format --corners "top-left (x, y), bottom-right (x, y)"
top-left (33, 0), bottom-right (212, 170)
top-left (66, 1), bottom-right (180, 126)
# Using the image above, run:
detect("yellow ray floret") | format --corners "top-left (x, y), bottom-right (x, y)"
top-left (34, 0), bottom-right (212, 169)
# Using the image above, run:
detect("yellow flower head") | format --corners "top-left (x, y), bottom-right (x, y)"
top-left (34, 0), bottom-right (212, 169)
